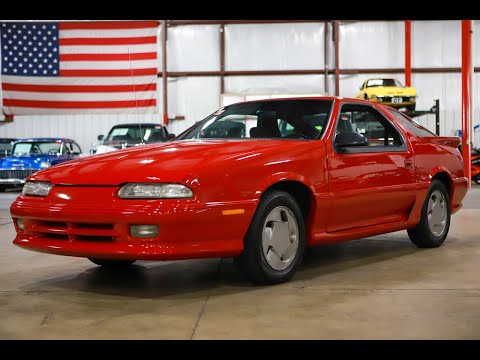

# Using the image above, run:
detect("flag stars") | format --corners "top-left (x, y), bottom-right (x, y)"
top-left (53, 70), bottom-right (57, 74)
top-left (33, 58), bottom-right (38, 63)
top-left (33, 69), bottom-right (37, 74)
top-left (13, 68), bottom-right (17, 73)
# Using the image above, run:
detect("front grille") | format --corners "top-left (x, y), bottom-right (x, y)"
top-left (27, 220), bottom-right (116, 242)
top-left (0, 169), bottom-right (38, 180)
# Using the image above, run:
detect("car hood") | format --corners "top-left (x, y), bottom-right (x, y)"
top-left (0, 154), bottom-right (56, 169)
top-left (367, 86), bottom-right (416, 96)
top-left (31, 139), bottom-right (304, 185)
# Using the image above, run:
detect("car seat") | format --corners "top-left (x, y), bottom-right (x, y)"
top-left (250, 111), bottom-right (281, 138)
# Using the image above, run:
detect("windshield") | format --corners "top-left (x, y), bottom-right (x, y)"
top-left (105, 126), bottom-right (165, 143)
top-left (366, 79), bottom-right (404, 88)
top-left (12, 141), bottom-right (63, 156)
top-left (0, 142), bottom-right (13, 156)
top-left (176, 99), bottom-right (333, 141)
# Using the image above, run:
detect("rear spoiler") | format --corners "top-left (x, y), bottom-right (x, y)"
top-left (423, 136), bottom-right (460, 149)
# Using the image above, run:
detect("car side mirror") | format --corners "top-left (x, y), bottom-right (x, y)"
top-left (97, 134), bottom-right (105, 141)
top-left (166, 133), bottom-right (176, 140)
top-left (335, 132), bottom-right (368, 149)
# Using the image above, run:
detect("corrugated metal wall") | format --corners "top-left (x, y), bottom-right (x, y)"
top-left (1, 20), bottom-right (479, 151)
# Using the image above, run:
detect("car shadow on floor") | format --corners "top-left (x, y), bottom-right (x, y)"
top-left (20, 232), bottom-right (431, 299)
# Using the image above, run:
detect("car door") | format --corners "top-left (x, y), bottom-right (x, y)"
top-left (326, 102), bottom-right (416, 232)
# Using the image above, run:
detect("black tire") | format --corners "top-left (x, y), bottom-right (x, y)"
top-left (0, 186), bottom-right (6, 193)
top-left (237, 190), bottom-right (306, 285)
top-left (407, 180), bottom-right (451, 248)
top-left (407, 104), bottom-right (416, 112)
top-left (88, 258), bottom-right (136, 267)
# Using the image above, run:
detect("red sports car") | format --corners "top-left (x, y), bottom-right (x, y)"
top-left (11, 97), bottom-right (468, 284)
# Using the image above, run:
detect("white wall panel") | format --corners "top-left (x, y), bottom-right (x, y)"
top-left (167, 25), bottom-right (219, 71)
top-left (412, 20), bottom-right (461, 68)
top-left (225, 23), bottom-right (325, 70)
top-left (339, 21), bottom-right (404, 69)
top-left (166, 76), bottom-right (220, 136)
top-left (225, 75), bottom-right (325, 95)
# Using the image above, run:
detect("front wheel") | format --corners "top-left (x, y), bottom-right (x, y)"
top-left (88, 258), bottom-right (136, 267)
top-left (237, 190), bottom-right (306, 285)
top-left (407, 180), bottom-right (451, 248)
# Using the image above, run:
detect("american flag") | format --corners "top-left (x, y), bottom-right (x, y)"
top-left (0, 21), bottom-right (158, 115)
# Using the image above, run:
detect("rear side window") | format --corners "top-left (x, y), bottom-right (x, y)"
top-left (388, 109), bottom-right (436, 137)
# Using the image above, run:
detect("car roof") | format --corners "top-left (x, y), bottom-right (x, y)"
top-left (0, 138), bottom-right (17, 142)
top-left (239, 95), bottom-right (375, 105)
top-left (110, 123), bottom-right (164, 128)
top-left (15, 138), bottom-right (76, 142)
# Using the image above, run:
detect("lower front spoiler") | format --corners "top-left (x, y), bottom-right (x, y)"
top-left (13, 236), bottom-right (243, 261)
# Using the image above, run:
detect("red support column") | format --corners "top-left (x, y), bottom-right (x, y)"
top-left (405, 20), bottom-right (411, 87)
top-left (462, 20), bottom-right (473, 187)
top-left (334, 20), bottom-right (340, 96)
top-left (161, 20), bottom-right (168, 126)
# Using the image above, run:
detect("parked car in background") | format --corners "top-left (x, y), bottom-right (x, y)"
top-left (0, 138), bottom-right (82, 192)
top-left (91, 123), bottom-right (175, 155)
top-left (11, 97), bottom-right (467, 284)
top-left (0, 138), bottom-right (17, 159)
top-left (356, 78), bottom-right (417, 111)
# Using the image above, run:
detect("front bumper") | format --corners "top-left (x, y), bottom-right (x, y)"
top-left (0, 178), bottom-right (26, 185)
top-left (11, 186), bottom-right (257, 260)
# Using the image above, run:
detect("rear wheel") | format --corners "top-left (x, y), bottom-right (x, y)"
top-left (407, 180), bottom-right (451, 248)
top-left (88, 258), bottom-right (136, 267)
top-left (237, 190), bottom-right (306, 285)
top-left (406, 104), bottom-right (416, 112)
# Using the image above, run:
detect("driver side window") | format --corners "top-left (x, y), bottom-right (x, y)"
top-left (335, 104), bottom-right (406, 152)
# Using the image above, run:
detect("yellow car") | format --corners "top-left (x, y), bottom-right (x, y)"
top-left (355, 78), bottom-right (417, 111)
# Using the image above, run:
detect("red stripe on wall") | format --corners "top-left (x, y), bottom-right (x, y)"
top-left (3, 99), bottom-right (157, 109)
top-left (60, 68), bottom-right (158, 77)
top-left (59, 21), bottom-right (158, 30)
top-left (59, 36), bottom-right (157, 46)
top-left (2, 83), bottom-right (157, 93)
top-left (60, 52), bottom-right (157, 61)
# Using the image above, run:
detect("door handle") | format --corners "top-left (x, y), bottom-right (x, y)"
top-left (405, 159), bottom-right (414, 169)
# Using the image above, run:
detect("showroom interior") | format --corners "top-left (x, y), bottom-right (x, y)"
top-left (0, 20), bottom-right (479, 339)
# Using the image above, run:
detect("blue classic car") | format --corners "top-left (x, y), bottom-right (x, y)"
top-left (0, 138), bottom-right (82, 192)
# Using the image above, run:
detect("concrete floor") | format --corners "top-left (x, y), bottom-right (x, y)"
top-left (1, 186), bottom-right (480, 339)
